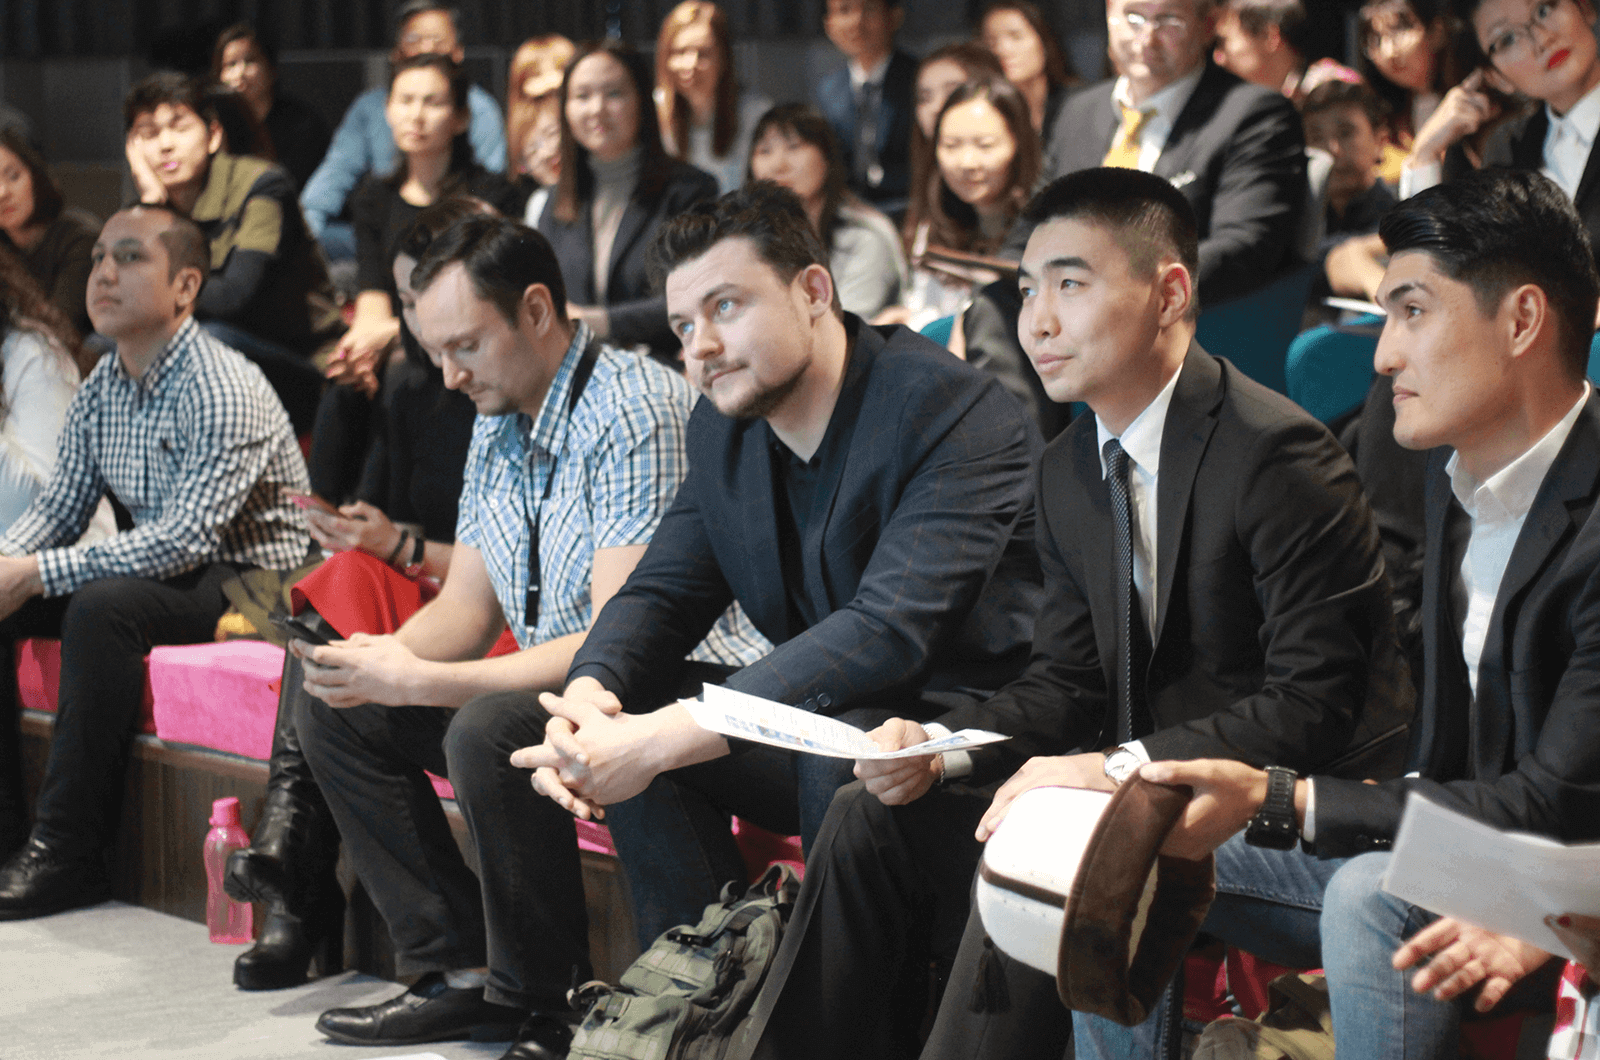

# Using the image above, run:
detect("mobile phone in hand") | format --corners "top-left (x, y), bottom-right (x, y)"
top-left (270, 612), bottom-right (332, 646)
top-left (282, 489), bottom-right (339, 516)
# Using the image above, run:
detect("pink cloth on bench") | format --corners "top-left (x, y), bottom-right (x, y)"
top-left (17, 636), bottom-right (802, 872)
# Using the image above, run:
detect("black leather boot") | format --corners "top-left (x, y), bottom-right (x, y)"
top-left (229, 642), bottom-right (345, 990)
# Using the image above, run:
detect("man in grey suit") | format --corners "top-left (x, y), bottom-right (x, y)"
top-left (1008, 0), bottom-right (1307, 306)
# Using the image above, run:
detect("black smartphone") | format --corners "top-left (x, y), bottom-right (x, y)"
top-left (269, 612), bottom-right (332, 646)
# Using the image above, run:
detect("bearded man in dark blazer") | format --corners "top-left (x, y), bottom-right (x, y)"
top-left (513, 181), bottom-right (1043, 954)
top-left (736, 167), bottom-right (1412, 1060)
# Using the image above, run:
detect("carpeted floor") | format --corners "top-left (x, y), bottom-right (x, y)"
top-left (1, 901), bottom-right (512, 1060)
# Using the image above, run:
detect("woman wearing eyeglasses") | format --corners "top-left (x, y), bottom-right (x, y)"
top-left (1402, 0), bottom-right (1600, 253)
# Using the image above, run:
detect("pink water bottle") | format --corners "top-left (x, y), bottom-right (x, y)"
top-left (204, 796), bottom-right (254, 944)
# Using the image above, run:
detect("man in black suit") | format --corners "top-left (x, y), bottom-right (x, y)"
top-left (739, 167), bottom-right (1412, 1060)
top-left (813, 0), bottom-right (916, 216)
top-left (515, 182), bottom-right (1042, 950)
top-left (1010, 0), bottom-right (1306, 306)
top-left (1144, 170), bottom-right (1600, 1059)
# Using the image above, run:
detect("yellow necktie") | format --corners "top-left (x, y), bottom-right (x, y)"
top-left (1103, 105), bottom-right (1153, 170)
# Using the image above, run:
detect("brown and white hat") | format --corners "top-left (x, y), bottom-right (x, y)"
top-left (975, 775), bottom-right (1216, 1026)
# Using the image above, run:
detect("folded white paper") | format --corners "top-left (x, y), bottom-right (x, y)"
top-left (1381, 793), bottom-right (1600, 962)
top-left (684, 684), bottom-right (1008, 760)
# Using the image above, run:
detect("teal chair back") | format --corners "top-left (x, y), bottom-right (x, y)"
top-left (1194, 264), bottom-right (1316, 395)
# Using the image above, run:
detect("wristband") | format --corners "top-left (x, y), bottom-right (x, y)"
top-left (385, 530), bottom-right (409, 567)
top-left (402, 533), bottom-right (427, 579)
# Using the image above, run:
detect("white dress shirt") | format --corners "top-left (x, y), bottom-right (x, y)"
top-left (1449, 383), bottom-right (1590, 694)
top-left (1305, 383), bottom-right (1591, 839)
top-left (1112, 67), bottom-right (1206, 174)
top-left (1402, 83), bottom-right (1600, 201)
top-left (1542, 80), bottom-right (1600, 202)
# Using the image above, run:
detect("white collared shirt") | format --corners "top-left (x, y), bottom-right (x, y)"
top-left (1542, 80), bottom-right (1600, 201)
top-left (1096, 363), bottom-right (1184, 639)
top-left (1111, 67), bottom-right (1206, 173)
top-left (1448, 383), bottom-right (1590, 694)
top-left (848, 54), bottom-right (891, 96)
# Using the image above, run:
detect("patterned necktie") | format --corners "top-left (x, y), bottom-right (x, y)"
top-left (1104, 438), bottom-right (1152, 742)
top-left (1103, 104), bottom-right (1153, 170)
top-left (854, 80), bottom-right (883, 189)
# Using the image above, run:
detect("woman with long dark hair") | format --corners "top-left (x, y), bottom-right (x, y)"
top-left (747, 103), bottom-right (907, 318)
top-left (538, 39), bottom-right (718, 362)
top-left (978, 0), bottom-right (1076, 134)
top-left (889, 75), bottom-right (1039, 332)
top-left (314, 53), bottom-right (518, 499)
top-left (0, 128), bottom-right (97, 343)
top-left (211, 23), bottom-right (331, 191)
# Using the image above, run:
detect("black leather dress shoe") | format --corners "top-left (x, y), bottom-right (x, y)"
top-left (315, 972), bottom-right (526, 1045)
top-left (499, 1012), bottom-right (575, 1060)
top-left (0, 838), bottom-right (110, 921)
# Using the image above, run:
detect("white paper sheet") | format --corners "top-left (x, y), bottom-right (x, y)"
top-left (683, 684), bottom-right (1008, 760)
top-left (1380, 793), bottom-right (1600, 961)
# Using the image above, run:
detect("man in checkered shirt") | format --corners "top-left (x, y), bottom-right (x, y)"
top-left (0, 204), bottom-right (310, 919)
top-left (283, 216), bottom-right (766, 1056)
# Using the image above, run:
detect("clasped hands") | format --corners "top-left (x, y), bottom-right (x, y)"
top-left (509, 678), bottom-right (662, 821)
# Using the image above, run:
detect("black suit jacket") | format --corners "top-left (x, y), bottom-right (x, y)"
top-left (1313, 395), bottom-right (1600, 856)
top-left (569, 317), bottom-right (1044, 713)
top-left (1447, 106), bottom-right (1600, 271)
top-left (814, 49), bottom-right (916, 209)
top-left (935, 344), bottom-right (1413, 785)
top-left (1018, 62), bottom-right (1308, 305)
top-left (536, 160), bottom-right (718, 361)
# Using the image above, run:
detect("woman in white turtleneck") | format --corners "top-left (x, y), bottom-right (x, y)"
top-left (535, 40), bottom-right (719, 364)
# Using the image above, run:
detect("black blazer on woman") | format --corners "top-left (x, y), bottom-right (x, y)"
top-left (536, 160), bottom-right (718, 362)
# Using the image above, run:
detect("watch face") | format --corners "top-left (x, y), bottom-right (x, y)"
top-left (1104, 751), bottom-right (1138, 784)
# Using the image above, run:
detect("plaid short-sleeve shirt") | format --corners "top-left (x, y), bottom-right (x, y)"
top-left (456, 325), bottom-right (767, 664)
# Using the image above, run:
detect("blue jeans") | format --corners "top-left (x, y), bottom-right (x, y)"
top-left (604, 705), bottom-right (892, 949)
top-left (1073, 838), bottom-right (1463, 1059)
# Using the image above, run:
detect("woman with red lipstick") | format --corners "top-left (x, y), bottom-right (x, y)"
top-left (536, 39), bottom-right (718, 364)
top-left (1401, 0), bottom-right (1600, 264)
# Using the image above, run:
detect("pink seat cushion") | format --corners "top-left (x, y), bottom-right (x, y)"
top-left (17, 636), bottom-right (803, 873)
top-left (148, 640), bottom-right (286, 759)
top-left (16, 637), bottom-right (157, 733)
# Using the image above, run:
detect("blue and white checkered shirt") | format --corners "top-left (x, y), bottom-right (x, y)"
top-left (0, 317), bottom-right (311, 596)
top-left (457, 324), bottom-right (767, 664)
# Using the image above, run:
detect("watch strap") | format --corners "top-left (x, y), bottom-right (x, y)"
top-left (1244, 765), bottom-right (1299, 849)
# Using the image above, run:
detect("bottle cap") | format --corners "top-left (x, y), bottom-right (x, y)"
top-left (209, 796), bottom-right (242, 827)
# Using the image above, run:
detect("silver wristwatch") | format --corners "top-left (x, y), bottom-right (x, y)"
top-left (1103, 746), bottom-right (1141, 786)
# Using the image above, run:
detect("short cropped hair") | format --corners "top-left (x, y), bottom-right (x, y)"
top-left (409, 215), bottom-right (569, 329)
top-left (1301, 79), bottom-right (1391, 133)
top-left (1229, 0), bottom-right (1311, 55)
top-left (1380, 169), bottom-right (1600, 380)
top-left (123, 72), bottom-right (216, 135)
top-left (648, 181), bottom-right (841, 315)
top-left (394, 0), bottom-right (462, 41)
top-left (1020, 168), bottom-right (1202, 318)
top-left (119, 203), bottom-right (211, 287)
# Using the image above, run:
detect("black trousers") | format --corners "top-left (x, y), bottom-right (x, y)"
top-left (745, 781), bottom-right (997, 1060)
top-left (0, 563), bottom-right (242, 858)
top-left (295, 680), bottom-right (589, 1011)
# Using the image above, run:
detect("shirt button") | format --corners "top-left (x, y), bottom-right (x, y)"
top-left (816, 693), bottom-right (833, 709)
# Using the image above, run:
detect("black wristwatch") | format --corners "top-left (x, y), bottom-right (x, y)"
top-left (1244, 766), bottom-right (1300, 849)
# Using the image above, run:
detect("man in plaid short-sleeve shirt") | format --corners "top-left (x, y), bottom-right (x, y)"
top-left (0, 204), bottom-right (311, 918)
top-left (287, 216), bottom-right (765, 1056)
